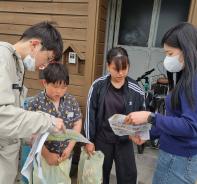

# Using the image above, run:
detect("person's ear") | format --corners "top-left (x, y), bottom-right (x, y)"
top-left (32, 40), bottom-right (40, 47)
top-left (42, 80), bottom-right (47, 88)
top-left (179, 51), bottom-right (185, 64)
top-left (106, 63), bottom-right (110, 72)
top-left (30, 39), bottom-right (41, 51)
top-left (126, 64), bottom-right (130, 71)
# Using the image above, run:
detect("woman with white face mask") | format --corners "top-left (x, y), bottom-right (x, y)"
top-left (125, 22), bottom-right (197, 184)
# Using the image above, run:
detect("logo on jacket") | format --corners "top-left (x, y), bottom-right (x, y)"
top-left (129, 101), bottom-right (133, 106)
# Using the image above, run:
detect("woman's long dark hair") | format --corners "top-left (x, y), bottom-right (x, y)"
top-left (162, 22), bottom-right (197, 110)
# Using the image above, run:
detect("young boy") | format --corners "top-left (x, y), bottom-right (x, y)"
top-left (25, 63), bottom-right (82, 181)
top-left (0, 21), bottom-right (64, 184)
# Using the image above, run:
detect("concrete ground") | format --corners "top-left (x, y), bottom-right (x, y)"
top-left (109, 146), bottom-right (158, 184)
top-left (17, 145), bottom-right (158, 184)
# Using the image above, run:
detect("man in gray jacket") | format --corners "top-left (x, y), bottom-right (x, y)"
top-left (0, 22), bottom-right (65, 184)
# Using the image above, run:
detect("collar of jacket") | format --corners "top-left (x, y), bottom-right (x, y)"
top-left (106, 75), bottom-right (129, 91)
top-left (103, 75), bottom-right (129, 111)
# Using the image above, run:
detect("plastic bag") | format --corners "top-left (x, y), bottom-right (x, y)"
top-left (77, 148), bottom-right (104, 184)
top-left (20, 145), bottom-right (31, 184)
top-left (33, 156), bottom-right (72, 184)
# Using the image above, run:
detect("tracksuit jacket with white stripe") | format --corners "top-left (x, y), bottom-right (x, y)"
top-left (84, 74), bottom-right (145, 142)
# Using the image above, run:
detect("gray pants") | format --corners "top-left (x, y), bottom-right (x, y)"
top-left (0, 141), bottom-right (20, 184)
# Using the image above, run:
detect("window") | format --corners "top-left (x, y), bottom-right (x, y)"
top-left (117, 0), bottom-right (191, 48)
top-left (155, 0), bottom-right (191, 47)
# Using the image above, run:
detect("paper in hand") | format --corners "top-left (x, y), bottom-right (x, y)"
top-left (108, 114), bottom-right (151, 140)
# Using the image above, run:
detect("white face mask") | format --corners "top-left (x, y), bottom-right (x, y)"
top-left (163, 55), bottom-right (184, 73)
top-left (23, 54), bottom-right (36, 71)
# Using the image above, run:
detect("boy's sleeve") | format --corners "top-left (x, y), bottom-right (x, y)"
top-left (23, 97), bottom-right (37, 111)
top-left (71, 96), bottom-right (82, 122)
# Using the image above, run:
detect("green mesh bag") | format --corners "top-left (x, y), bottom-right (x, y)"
top-left (47, 129), bottom-right (91, 144)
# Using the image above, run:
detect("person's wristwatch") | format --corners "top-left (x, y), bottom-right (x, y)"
top-left (147, 112), bottom-right (156, 126)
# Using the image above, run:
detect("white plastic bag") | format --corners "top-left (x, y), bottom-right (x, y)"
top-left (33, 156), bottom-right (72, 184)
top-left (77, 148), bottom-right (104, 184)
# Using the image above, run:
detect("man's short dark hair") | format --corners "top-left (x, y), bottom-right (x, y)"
top-left (43, 63), bottom-right (69, 85)
top-left (20, 21), bottom-right (63, 61)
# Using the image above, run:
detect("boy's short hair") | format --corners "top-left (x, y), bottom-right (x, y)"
top-left (43, 63), bottom-right (69, 85)
top-left (20, 21), bottom-right (63, 61)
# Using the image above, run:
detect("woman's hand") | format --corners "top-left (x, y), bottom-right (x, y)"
top-left (125, 111), bottom-right (151, 125)
top-left (129, 135), bottom-right (146, 145)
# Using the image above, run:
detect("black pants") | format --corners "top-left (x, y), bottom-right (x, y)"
top-left (95, 139), bottom-right (137, 184)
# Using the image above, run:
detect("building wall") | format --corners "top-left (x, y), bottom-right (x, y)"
top-left (94, 0), bottom-right (108, 79)
top-left (189, 0), bottom-right (197, 26)
top-left (0, 0), bottom-right (108, 116)
top-left (1, 0), bottom-right (197, 114)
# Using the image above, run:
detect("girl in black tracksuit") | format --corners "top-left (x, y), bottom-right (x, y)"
top-left (84, 47), bottom-right (145, 184)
